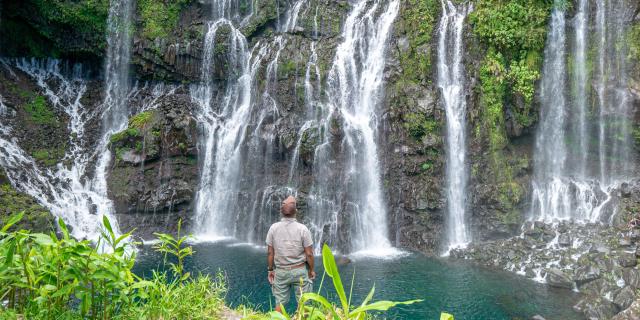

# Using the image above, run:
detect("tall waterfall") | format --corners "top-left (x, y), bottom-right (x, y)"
top-left (0, 0), bottom-right (136, 239)
top-left (192, 0), bottom-right (401, 254)
top-left (316, 0), bottom-right (400, 254)
top-left (530, 0), bottom-right (633, 223)
top-left (437, 0), bottom-right (471, 250)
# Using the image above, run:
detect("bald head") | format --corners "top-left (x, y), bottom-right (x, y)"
top-left (281, 196), bottom-right (297, 217)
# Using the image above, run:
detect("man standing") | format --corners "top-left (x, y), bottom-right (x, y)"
top-left (266, 195), bottom-right (315, 312)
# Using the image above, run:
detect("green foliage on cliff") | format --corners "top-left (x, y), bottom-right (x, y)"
top-left (24, 95), bottom-right (57, 125)
top-left (404, 112), bottom-right (439, 140)
top-left (32, 0), bottom-right (109, 32)
top-left (0, 0), bottom-right (110, 57)
top-left (0, 169), bottom-right (53, 233)
top-left (396, 0), bottom-right (439, 84)
top-left (129, 111), bottom-right (154, 129)
top-left (138, 0), bottom-right (193, 39)
top-left (470, 0), bottom-right (550, 129)
top-left (630, 24), bottom-right (640, 63)
top-left (470, 1), bottom-right (549, 56)
top-left (110, 128), bottom-right (141, 145)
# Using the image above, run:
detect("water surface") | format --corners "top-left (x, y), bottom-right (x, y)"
top-left (134, 241), bottom-right (582, 320)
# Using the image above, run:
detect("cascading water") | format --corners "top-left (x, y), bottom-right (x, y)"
top-left (314, 0), bottom-right (400, 254)
top-left (0, 0), bottom-right (144, 240)
top-left (437, 0), bottom-right (472, 250)
top-left (530, 0), bottom-right (634, 223)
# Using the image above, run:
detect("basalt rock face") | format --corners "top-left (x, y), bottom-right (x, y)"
top-left (107, 92), bottom-right (199, 238)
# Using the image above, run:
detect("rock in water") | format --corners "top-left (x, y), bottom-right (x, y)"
top-left (618, 253), bottom-right (637, 267)
top-left (574, 265), bottom-right (601, 286)
top-left (573, 296), bottom-right (619, 320)
top-left (546, 268), bottom-right (574, 289)
top-left (613, 287), bottom-right (636, 310)
top-left (611, 300), bottom-right (640, 320)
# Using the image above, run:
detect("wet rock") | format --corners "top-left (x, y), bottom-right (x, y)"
top-left (622, 268), bottom-right (640, 289)
top-left (558, 233), bottom-right (572, 247)
top-left (618, 253), bottom-right (637, 267)
top-left (613, 287), bottom-right (636, 310)
top-left (611, 300), bottom-right (640, 320)
top-left (546, 268), bottom-right (574, 289)
top-left (575, 265), bottom-right (601, 286)
top-left (573, 296), bottom-right (619, 320)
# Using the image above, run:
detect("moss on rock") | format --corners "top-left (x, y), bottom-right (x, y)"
top-left (0, 170), bottom-right (54, 233)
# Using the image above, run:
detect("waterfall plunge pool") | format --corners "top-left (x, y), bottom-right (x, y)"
top-left (133, 241), bottom-right (581, 319)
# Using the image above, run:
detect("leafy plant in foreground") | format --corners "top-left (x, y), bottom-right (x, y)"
top-left (263, 244), bottom-right (422, 320)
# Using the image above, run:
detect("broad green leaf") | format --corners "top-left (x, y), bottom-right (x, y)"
top-left (103, 215), bottom-right (115, 241)
top-left (441, 312), bottom-right (454, 320)
top-left (4, 241), bottom-right (15, 267)
top-left (349, 299), bottom-right (423, 316)
top-left (322, 244), bottom-right (348, 312)
top-left (1, 212), bottom-right (24, 233)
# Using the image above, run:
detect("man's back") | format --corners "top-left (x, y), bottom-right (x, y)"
top-left (266, 218), bottom-right (313, 267)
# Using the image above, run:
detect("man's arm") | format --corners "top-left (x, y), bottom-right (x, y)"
top-left (268, 245), bottom-right (275, 270)
top-left (267, 245), bottom-right (275, 284)
top-left (304, 246), bottom-right (315, 280)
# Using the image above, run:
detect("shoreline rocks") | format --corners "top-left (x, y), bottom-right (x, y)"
top-left (451, 221), bottom-right (640, 319)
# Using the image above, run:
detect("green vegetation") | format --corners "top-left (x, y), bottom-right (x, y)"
top-left (396, 0), bottom-right (439, 84)
top-left (1, 0), bottom-right (110, 57)
top-left (138, 0), bottom-right (193, 39)
top-left (24, 95), bottom-right (57, 125)
top-left (629, 24), bottom-right (640, 63)
top-left (0, 214), bottom-right (232, 319)
top-left (110, 128), bottom-right (140, 144)
top-left (0, 178), bottom-right (53, 233)
top-left (31, 0), bottom-right (110, 35)
top-left (0, 215), bottom-right (432, 320)
top-left (129, 111), bottom-right (154, 129)
top-left (470, 0), bottom-right (551, 129)
top-left (469, 0), bottom-right (553, 225)
top-left (404, 112), bottom-right (439, 140)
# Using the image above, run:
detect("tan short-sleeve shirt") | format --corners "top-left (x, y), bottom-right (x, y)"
top-left (266, 217), bottom-right (313, 267)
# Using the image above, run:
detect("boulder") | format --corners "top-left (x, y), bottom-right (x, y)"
top-left (573, 296), bottom-right (619, 320)
top-left (611, 300), bottom-right (640, 320)
top-left (574, 265), bottom-right (601, 286)
top-left (558, 233), bottom-right (572, 247)
top-left (619, 253), bottom-right (638, 267)
top-left (546, 268), bottom-right (574, 289)
top-left (613, 287), bottom-right (636, 310)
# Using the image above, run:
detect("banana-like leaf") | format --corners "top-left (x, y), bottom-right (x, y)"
top-left (349, 299), bottom-right (423, 316)
top-left (322, 244), bottom-right (349, 313)
top-left (1, 212), bottom-right (24, 232)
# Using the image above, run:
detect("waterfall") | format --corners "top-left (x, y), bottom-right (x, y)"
top-left (437, 0), bottom-right (471, 250)
top-left (573, 0), bottom-right (589, 179)
top-left (0, 0), bottom-right (134, 239)
top-left (530, 0), bottom-right (633, 223)
top-left (316, 0), bottom-right (400, 254)
top-left (191, 19), bottom-right (257, 240)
